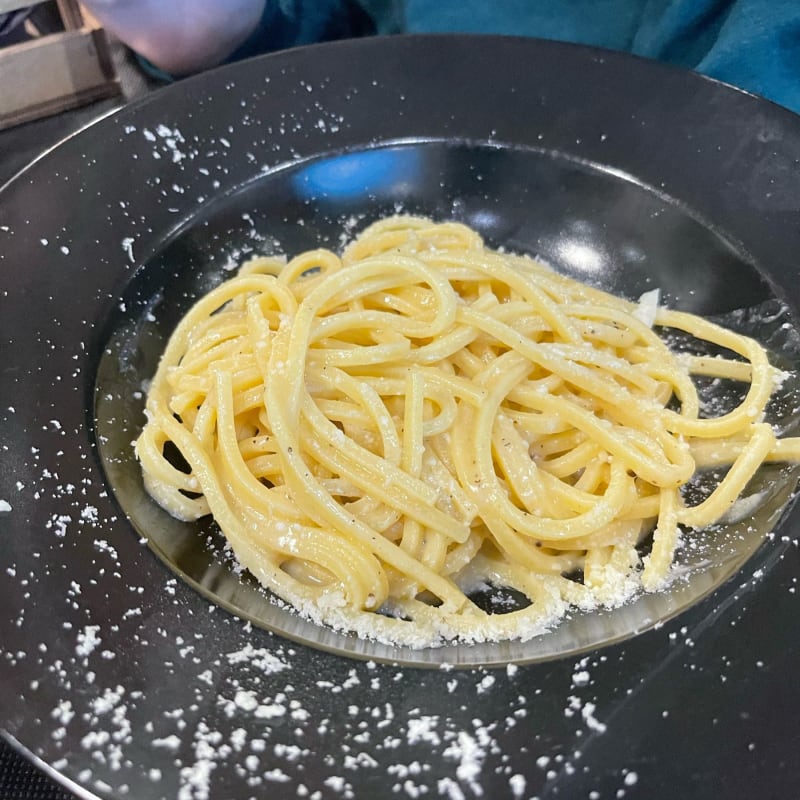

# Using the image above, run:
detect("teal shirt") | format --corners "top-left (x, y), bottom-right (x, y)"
top-left (399, 0), bottom-right (800, 113)
top-left (225, 0), bottom-right (800, 113)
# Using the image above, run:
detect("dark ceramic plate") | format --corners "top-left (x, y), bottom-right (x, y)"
top-left (1, 34), bottom-right (799, 800)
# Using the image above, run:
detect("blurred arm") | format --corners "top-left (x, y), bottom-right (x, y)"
top-left (80, 0), bottom-right (267, 75)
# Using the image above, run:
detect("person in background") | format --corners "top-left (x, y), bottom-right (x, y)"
top-left (79, 0), bottom-right (800, 114)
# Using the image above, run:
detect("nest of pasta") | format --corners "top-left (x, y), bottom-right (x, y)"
top-left (136, 216), bottom-right (799, 646)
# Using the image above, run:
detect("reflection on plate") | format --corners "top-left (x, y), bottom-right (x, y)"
top-left (1, 35), bottom-right (799, 800)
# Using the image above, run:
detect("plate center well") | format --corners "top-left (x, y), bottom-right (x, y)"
top-left (93, 140), bottom-right (800, 667)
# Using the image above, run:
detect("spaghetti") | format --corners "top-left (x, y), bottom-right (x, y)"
top-left (135, 216), bottom-right (800, 645)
